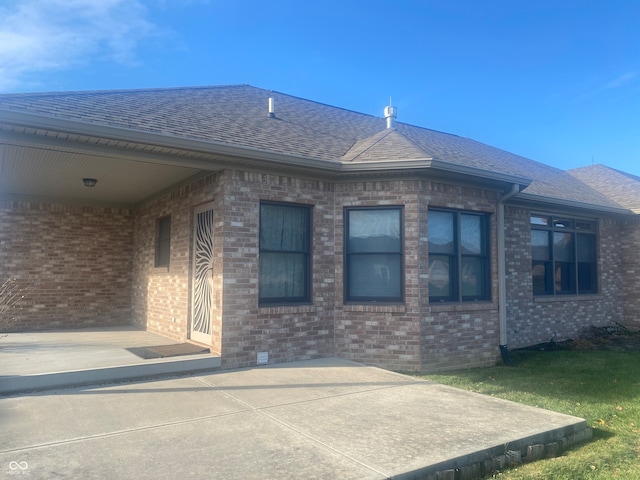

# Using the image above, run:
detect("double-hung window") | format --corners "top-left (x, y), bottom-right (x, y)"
top-left (345, 207), bottom-right (403, 303)
top-left (428, 209), bottom-right (490, 302)
top-left (531, 215), bottom-right (597, 295)
top-left (259, 202), bottom-right (312, 305)
top-left (155, 216), bottom-right (171, 267)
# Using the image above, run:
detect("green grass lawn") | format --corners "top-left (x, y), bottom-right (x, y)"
top-left (420, 350), bottom-right (640, 479)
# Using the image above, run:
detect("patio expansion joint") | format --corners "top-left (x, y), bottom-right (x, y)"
top-left (192, 376), bottom-right (409, 479)
top-left (0, 409), bottom-right (255, 456)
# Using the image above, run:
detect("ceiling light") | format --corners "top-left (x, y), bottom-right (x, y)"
top-left (82, 178), bottom-right (98, 187)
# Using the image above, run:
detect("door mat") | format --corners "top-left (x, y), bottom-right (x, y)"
top-left (126, 343), bottom-right (210, 359)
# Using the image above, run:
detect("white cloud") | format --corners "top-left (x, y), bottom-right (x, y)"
top-left (604, 72), bottom-right (637, 90)
top-left (0, 0), bottom-right (157, 91)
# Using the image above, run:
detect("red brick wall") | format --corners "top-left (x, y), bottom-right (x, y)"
top-left (132, 170), bottom-right (337, 368)
top-left (622, 216), bottom-right (640, 330)
top-left (0, 201), bottom-right (133, 331)
top-left (133, 172), bottom-right (505, 372)
top-left (333, 179), bottom-right (423, 371)
top-left (7, 170), bottom-right (634, 373)
top-left (504, 206), bottom-right (626, 347)
top-left (217, 170), bottom-right (335, 368)
top-left (132, 174), bottom-right (224, 353)
top-left (333, 180), bottom-right (501, 372)
top-left (422, 182), bottom-right (500, 372)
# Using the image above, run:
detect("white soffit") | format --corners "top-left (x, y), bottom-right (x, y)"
top-left (0, 143), bottom-right (202, 206)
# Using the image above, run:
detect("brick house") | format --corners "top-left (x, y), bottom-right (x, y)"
top-left (1, 85), bottom-right (637, 372)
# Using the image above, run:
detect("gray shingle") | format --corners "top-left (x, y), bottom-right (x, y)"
top-left (569, 164), bottom-right (640, 212)
top-left (341, 129), bottom-right (430, 162)
top-left (0, 84), bottom-right (629, 211)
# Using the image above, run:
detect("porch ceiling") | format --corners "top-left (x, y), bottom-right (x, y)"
top-left (0, 136), bottom-right (206, 208)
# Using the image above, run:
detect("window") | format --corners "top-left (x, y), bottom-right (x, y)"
top-left (259, 202), bottom-right (311, 305)
top-left (155, 216), bottom-right (171, 267)
top-left (428, 209), bottom-right (490, 302)
top-left (345, 207), bottom-right (403, 302)
top-left (531, 215), bottom-right (597, 295)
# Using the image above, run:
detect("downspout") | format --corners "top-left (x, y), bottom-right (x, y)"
top-left (498, 184), bottom-right (520, 365)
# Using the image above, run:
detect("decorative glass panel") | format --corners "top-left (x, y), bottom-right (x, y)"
top-left (192, 208), bottom-right (214, 338)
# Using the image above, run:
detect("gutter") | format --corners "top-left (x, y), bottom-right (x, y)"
top-left (497, 184), bottom-right (520, 365)
top-left (427, 158), bottom-right (531, 186)
top-left (514, 192), bottom-right (633, 216)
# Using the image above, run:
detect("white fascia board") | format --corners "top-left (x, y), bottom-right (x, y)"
top-left (514, 192), bottom-right (633, 216)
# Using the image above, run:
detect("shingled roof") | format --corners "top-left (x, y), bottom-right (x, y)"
top-left (569, 164), bottom-right (640, 213)
top-left (0, 84), bottom-right (629, 213)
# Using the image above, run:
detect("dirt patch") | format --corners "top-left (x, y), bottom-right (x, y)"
top-left (568, 334), bottom-right (640, 352)
top-left (516, 323), bottom-right (640, 352)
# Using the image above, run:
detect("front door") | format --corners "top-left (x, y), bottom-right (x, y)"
top-left (190, 202), bottom-right (215, 345)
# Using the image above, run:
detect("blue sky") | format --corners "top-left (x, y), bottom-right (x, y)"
top-left (1, 0), bottom-right (639, 175)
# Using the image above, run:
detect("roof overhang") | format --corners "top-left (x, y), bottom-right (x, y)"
top-left (1, 109), bottom-right (537, 207)
top-left (513, 192), bottom-right (634, 216)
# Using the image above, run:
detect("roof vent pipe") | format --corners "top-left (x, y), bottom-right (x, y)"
top-left (268, 97), bottom-right (275, 118)
top-left (384, 105), bottom-right (397, 129)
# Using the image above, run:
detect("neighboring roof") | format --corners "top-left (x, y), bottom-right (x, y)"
top-left (0, 84), bottom-right (631, 213)
top-left (569, 164), bottom-right (640, 213)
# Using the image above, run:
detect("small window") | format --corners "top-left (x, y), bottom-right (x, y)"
top-left (530, 215), bottom-right (550, 226)
top-left (428, 209), bottom-right (490, 302)
top-left (344, 207), bottom-right (403, 303)
top-left (531, 214), bottom-right (598, 295)
top-left (259, 202), bottom-right (312, 305)
top-left (155, 216), bottom-right (171, 267)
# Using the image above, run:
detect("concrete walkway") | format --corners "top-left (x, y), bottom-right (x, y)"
top-left (0, 327), bottom-right (220, 394)
top-left (0, 329), bottom-right (592, 479)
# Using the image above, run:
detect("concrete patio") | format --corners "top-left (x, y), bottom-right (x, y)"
top-left (0, 327), bottom-right (221, 395)
top-left (0, 328), bottom-right (592, 479)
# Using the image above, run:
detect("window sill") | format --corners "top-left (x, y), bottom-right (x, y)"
top-left (428, 301), bottom-right (496, 313)
top-left (342, 304), bottom-right (406, 313)
top-left (534, 294), bottom-right (602, 303)
top-left (259, 304), bottom-right (316, 315)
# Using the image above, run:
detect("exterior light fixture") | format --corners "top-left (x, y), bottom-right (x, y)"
top-left (82, 178), bottom-right (98, 187)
